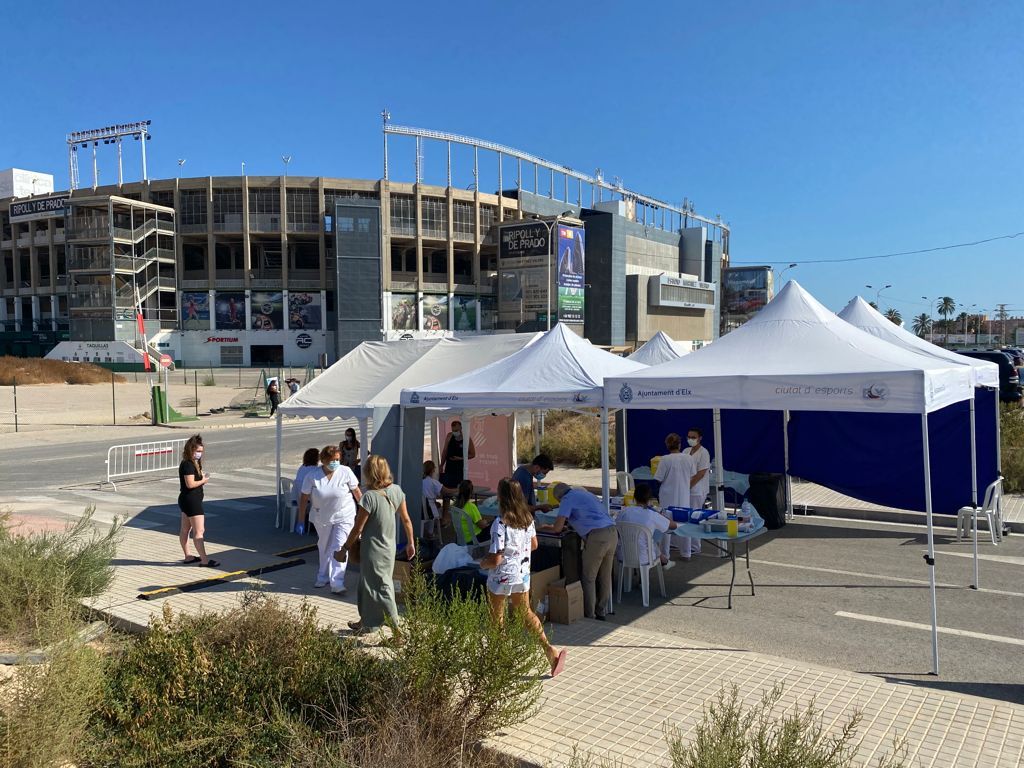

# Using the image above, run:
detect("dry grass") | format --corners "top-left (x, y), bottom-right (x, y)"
top-left (0, 356), bottom-right (126, 385)
top-left (517, 410), bottom-right (616, 469)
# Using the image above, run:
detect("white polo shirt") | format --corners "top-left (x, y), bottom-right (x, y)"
top-left (302, 467), bottom-right (359, 527)
top-left (616, 505), bottom-right (670, 566)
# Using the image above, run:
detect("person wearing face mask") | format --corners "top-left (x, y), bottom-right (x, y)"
top-left (512, 454), bottom-right (554, 513)
top-left (299, 445), bottom-right (362, 595)
top-left (178, 434), bottom-right (219, 567)
top-left (340, 428), bottom-right (361, 478)
top-left (654, 433), bottom-right (696, 566)
top-left (440, 420), bottom-right (476, 489)
top-left (684, 427), bottom-right (711, 557)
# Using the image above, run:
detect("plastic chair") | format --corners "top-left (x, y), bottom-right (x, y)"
top-left (421, 497), bottom-right (442, 542)
top-left (277, 477), bottom-right (294, 530)
top-left (450, 505), bottom-right (488, 557)
top-left (615, 471), bottom-right (634, 495)
top-left (957, 477), bottom-right (1004, 545)
top-left (616, 521), bottom-right (665, 607)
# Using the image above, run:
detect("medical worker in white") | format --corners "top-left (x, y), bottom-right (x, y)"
top-left (653, 433), bottom-right (695, 565)
top-left (300, 444), bottom-right (361, 594)
top-left (616, 483), bottom-right (678, 566)
top-left (684, 427), bottom-right (711, 556)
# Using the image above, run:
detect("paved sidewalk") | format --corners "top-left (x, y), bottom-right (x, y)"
top-left (84, 524), bottom-right (1024, 768)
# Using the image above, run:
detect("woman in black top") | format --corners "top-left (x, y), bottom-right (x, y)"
top-left (267, 379), bottom-right (281, 417)
top-left (178, 434), bottom-right (219, 567)
top-left (440, 420), bottom-right (476, 487)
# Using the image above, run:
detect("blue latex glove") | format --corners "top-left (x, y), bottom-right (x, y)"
top-left (294, 521), bottom-right (305, 535)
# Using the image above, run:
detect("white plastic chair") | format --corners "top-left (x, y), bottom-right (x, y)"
top-left (615, 471), bottom-right (634, 495)
top-left (616, 521), bottom-right (665, 607)
top-left (957, 477), bottom-right (1004, 545)
top-left (277, 477), bottom-right (295, 530)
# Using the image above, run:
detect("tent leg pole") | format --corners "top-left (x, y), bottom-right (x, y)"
top-left (358, 417), bottom-right (369, 466)
top-left (601, 407), bottom-right (610, 514)
top-left (713, 409), bottom-right (725, 513)
top-left (534, 410), bottom-right (541, 456)
top-left (622, 410), bottom-right (630, 477)
top-left (783, 409), bottom-right (793, 520)
top-left (970, 396), bottom-right (979, 590)
top-left (275, 412), bottom-right (283, 529)
top-left (397, 406), bottom-right (405, 487)
top-left (922, 412), bottom-right (939, 676)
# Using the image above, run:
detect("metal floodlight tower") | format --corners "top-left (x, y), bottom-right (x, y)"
top-left (66, 120), bottom-right (152, 190)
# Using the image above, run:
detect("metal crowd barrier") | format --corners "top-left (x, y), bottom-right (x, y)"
top-left (106, 438), bottom-right (187, 490)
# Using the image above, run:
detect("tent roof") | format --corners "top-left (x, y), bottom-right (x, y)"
top-left (838, 296), bottom-right (1000, 389)
top-left (401, 323), bottom-right (646, 410)
top-left (279, 334), bottom-right (539, 419)
top-left (604, 281), bottom-right (974, 414)
top-left (627, 331), bottom-right (689, 365)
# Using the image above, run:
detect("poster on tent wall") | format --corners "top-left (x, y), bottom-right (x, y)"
top-left (436, 415), bottom-right (514, 495)
top-left (556, 224), bottom-right (585, 323)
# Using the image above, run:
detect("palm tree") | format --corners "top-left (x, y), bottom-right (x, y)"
top-left (912, 313), bottom-right (932, 338)
top-left (956, 311), bottom-right (969, 337)
top-left (884, 308), bottom-right (902, 325)
top-left (868, 301), bottom-right (879, 310)
top-left (937, 297), bottom-right (956, 339)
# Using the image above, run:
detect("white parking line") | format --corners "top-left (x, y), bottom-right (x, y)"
top-left (835, 611), bottom-right (1024, 647)
top-left (750, 558), bottom-right (1024, 598)
top-left (937, 550), bottom-right (1024, 567)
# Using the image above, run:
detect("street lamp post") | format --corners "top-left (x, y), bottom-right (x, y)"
top-left (177, 159), bottom-right (186, 179)
top-left (865, 283), bottom-right (892, 308)
top-left (777, 263), bottom-right (798, 284)
top-left (921, 296), bottom-right (933, 342)
top-left (533, 209), bottom-right (574, 331)
top-left (281, 155), bottom-right (292, 179)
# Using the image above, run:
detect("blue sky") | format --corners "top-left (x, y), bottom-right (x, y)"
top-left (2, 1), bottom-right (1021, 318)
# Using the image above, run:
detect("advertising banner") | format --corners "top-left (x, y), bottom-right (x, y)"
top-left (288, 291), bottom-right (322, 331)
top-left (9, 195), bottom-right (68, 222)
top-left (214, 292), bottom-right (246, 330)
top-left (453, 295), bottom-right (478, 331)
top-left (391, 294), bottom-right (417, 331)
top-left (422, 295), bottom-right (449, 331)
top-left (556, 224), bottom-right (585, 323)
top-left (251, 291), bottom-right (284, 330)
top-left (180, 292), bottom-right (211, 331)
top-left (723, 267), bottom-right (770, 315)
top-left (499, 221), bottom-right (550, 263)
top-left (437, 415), bottom-right (514, 495)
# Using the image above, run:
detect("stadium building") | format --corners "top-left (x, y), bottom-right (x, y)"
top-left (0, 122), bottom-right (730, 367)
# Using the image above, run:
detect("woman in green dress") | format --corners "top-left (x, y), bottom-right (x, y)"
top-left (339, 455), bottom-right (415, 633)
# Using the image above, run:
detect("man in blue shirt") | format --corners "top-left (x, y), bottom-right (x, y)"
top-left (541, 483), bottom-right (618, 620)
top-left (512, 454), bottom-right (554, 512)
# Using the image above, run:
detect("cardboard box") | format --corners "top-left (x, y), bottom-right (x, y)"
top-left (547, 579), bottom-right (584, 624)
top-left (529, 565), bottom-right (561, 612)
top-left (393, 558), bottom-right (433, 600)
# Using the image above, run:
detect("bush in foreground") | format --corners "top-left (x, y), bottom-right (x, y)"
top-left (1001, 403), bottom-right (1024, 493)
top-left (0, 507), bottom-right (120, 648)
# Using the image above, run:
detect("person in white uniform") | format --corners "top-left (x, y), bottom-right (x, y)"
top-left (299, 445), bottom-right (362, 594)
top-left (653, 433), bottom-right (695, 565)
top-left (684, 427), bottom-right (711, 556)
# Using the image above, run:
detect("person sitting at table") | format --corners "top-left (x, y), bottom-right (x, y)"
top-left (653, 433), bottom-right (696, 567)
top-left (422, 461), bottom-right (456, 538)
top-left (616, 483), bottom-right (678, 568)
top-left (541, 483), bottom-right (618, 621)
top-left (512, 454), bottom-right (554, 513)
top-left (454, 479), bottom-right (494, 544)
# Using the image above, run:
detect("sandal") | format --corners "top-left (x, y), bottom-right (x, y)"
top-left (347, 620), bottom-right (365, 635)
top-left (198, 559), bottom-right (221, 568)
top-left (183, 556), bottom-right (200, 564)
top-left (550, 649), bottom-right (567, 678)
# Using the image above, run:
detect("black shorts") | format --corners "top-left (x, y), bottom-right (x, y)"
top-left (178, 493), bottom-right (204, 517)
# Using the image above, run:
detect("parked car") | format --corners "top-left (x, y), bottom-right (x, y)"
top-left (1000, 347), bottom-right (1024, 368)
top-left (959, 350), bottom-right (1022, 403)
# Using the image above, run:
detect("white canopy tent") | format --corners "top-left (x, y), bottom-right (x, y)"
top-left (399, 323), bottom-right (647, 501)
top-left (273, 334), bottom-right (539, 516)
top-left (839, 295), bottom-right (1002, 590)
top-left (603, 281), bottom-right (977, 675)
top-left (627, 331), bottom-right (690, 365)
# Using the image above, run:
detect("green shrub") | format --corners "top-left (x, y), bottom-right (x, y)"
top-left (0, 507), bottom-right (120, 647)
top-left (667, 684), bottom-right (908, 768)
top-left (0, 628), bottom-right (107, 768)
top-left (1000, 403), bottom-right (1024, 493)
top-left (517, 410), bottom-right (616, 469)
top-left (86, 595), bottom-right (382, 768)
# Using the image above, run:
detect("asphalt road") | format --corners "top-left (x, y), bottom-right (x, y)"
top-left (2, 420), bottom-right (1022, 705)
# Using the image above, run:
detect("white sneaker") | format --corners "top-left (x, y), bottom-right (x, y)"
top-left (313, 581), bottom-right (328, 588)
top-left (331, 587), bottom-right (347, 596)
top-left (661, 560), bottom-right (675, 571)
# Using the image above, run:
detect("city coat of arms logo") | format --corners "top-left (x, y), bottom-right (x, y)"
top-left (618, 383), bottom-right (633, 404)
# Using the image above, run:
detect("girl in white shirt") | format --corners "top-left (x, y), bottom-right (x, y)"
top-left (653, 433), bottom-right (696, 564)
top-left (479, 478), bottom-right (566, 678)
top-left (300, 445), bottom-right (361, 594)
top-left (421, 461), bottom-right (456, 538)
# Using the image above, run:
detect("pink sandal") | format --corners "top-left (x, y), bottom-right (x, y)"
top-left (550, 649), bottom-right (567, 678)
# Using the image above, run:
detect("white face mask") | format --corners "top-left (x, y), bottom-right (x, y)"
top-left (453, 429), bottom-right (462, 439)
top-left (687, 438), bottom-right (698, 448)
top-left (194, 451), bottom-right (204, 460)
